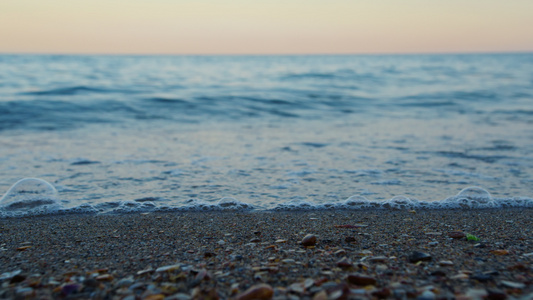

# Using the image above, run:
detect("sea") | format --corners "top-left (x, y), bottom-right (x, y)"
top-left (1, 53), bottom-right (532, 217)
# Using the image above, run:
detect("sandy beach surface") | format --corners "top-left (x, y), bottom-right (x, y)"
top-left (1, 209), bottom-right (532, 299)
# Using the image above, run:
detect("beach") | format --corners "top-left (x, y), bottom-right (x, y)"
top-left (1, 209), bottom-right (531, 299)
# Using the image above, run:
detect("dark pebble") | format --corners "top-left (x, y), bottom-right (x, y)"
top-left (336, 257), bottom-right (353, 269)
top-left (346, 273), bottom-right (377, 286)
top-left (345, 236), bottom-right (356, 243)
top-left (486, 288), bottom-right (507, 300)
top-left (471, 273), bottom-right (493, 282)
top-left (448, 231), bottom-right (466, 239)
top-left (408, 251), bottom-right (432, 263)
top-left (9, 274), bottom-right (26, 284)
top-left (430, 269), bottom-right (446, 277)
top-left (372, 288), bottom-right (391, 299)
top-left (301, 234), bottom-right (317, 246)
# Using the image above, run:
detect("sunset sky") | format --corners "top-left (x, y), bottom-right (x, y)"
top-left (1, 0), bottom-right (532, 55)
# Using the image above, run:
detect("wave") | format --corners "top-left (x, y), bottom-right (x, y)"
top-left (20, 85), bottom-right (139, 96)
top-left (1, 179), bottom-right (531, 218)
top-left (0, 100), bottom-right (140, 131)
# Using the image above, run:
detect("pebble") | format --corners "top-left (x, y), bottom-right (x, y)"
top-left (408, 251), bottom-right (432, 263)
top-left (438, 260), bottom-right (454, 266)
top-left (448, 231), bottom-right (466, 239)
top-left (500, 280), bottom-right (525, 289)
top-left (282, 259), bottom-right (296, 264)
top-left (486, 288), bottom-right (507, 300)
top-left (490, 250), bottom-right (509, 255)
top-left (96, 274), bottom-right (114, 281)
top-left (155, 264), bottom-right (181, 273)
top-left (345, 236), bottom-right (356, 243)
top-left (450, 273), bottom-right (469, 280)
top-left (334, 249), bottom-right (346, 256)
top-left (425, 232), bottom-right (442, 236)
top-left (275, 239), bottom-right (287, 243)
top-left (368, 256), bottom-right (388, 263)
top-left (236, 283), bottom-right (274, 300)
top-left (336, 257), bottom-right (353, 269)
top-left (15, 287), bottom-right (34, 296)
top-left (301, 234), bottom-right (317, 246)
top-left (471, 273), bottom-right (493, 282)
top-left (346, 273), bottom-right (377, 286)
top-left (418, 290), bottom-right (436, 300)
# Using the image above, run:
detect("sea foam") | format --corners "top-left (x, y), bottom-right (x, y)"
top-left (1, 179), bottom-right (532, 218)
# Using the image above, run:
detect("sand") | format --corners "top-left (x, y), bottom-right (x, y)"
top-left (0, 209), bottom-right (532, 299)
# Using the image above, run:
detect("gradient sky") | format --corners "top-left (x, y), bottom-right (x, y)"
top-left (1, 0), bottom-right (532, 55)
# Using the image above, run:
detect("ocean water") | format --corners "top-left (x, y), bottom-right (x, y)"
top-left (1, 53), bottom-right (532, 217)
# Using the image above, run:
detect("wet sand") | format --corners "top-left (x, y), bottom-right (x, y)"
top-left (1, 209), bottom-right (532, 299)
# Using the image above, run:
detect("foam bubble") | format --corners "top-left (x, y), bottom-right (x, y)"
top-left (0, 178), bottom-right (60, 215)
top-left (444, 186), bottom-right (495, 208)
top-left (381, 195), bottom-right (419, 210)
top-left (273, 198), bottom-right (319, 210)
top-left (340, 195), bottom-right (376, 209)
top-left (216, 197), bottom-right (254, 210)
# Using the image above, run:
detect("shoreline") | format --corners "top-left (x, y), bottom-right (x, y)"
top-left (1, 209), bottom-right (532, 299)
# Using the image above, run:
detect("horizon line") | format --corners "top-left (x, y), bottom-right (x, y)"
top-left (1, 50), bottom-right (532, 57)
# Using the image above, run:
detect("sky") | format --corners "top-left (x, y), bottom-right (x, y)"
top-left (1, 0), bottom-right (532, 55)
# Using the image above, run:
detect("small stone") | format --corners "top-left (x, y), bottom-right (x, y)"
top-left (500, 280), bottom-right (525, 289)
top-left (448, 231), bottom-right (466, 239)
top-left (303, 278), bottom-right (314, 289)
top-left (0, 270), bottom-right (22, 281)
top-left (334, 249), bottom-right (346, 256)
top-left (438, 260), bottom-right (454, 266)
top-left (144, 295), bottom-right (165, 300)
top-left (95, 274), bottom-right (113, 281)
top-left (418, 290), bottom-right (435, 300)
top-left (61, 284), bottom-right (81, 295)
top-left (275, 239), bottom-right (287, 243)
top-left (368, 256), bottom-right (388, 263)
top-left (313, 290), bottom-right (328, 300)
top-left (288, 283), bottom-right (305, 294)
top-left (301, 234), bottom-right (317, 247)
top-left (249, 238), bottom-right (261, 243)
top-left (425, 232), bottom-right (442, 236)
top-left (16, 246), bottom-right (32, 251)
top-left (372, 288), bottom-right (391, 299)
top-left (430, 269), bottom-right (446, 277)
top-left (155, 264), bottom-right (181, 273)
top-left (450, 273), bottom-right (469, 280)
top-left (465, 289), bottom-right (487, 299)
top-left (471, 273), bottom-right (493, 282)
top-left (345, 236), bottom-right (356, 243)
top-left (236, 283), bottom-right (274, 300)
top-left (490, 250), bottom-right (509, 255)
top-left (408, 251), bottom-right (432, 263)
top-left (486, 288), bottom-right (507, 300)
top-left (15, 287), bottom-right (34, 297)
top-left (346, 273), bottom-right (377, 286)
top-left (9, 274), bottom-right (26, 284)
top-left (326, 283), bottom-right (350, 300)
top-left (137, 268), bottom-right (154, 275)
top-left (115, 277), bottom-right (134, 288)
top-left (282, 259), bottom-right (296, 264)
top-left (336, 257), bottom-right (353, 269)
